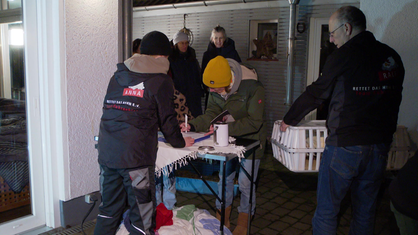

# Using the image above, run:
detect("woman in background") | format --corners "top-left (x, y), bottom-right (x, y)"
top-left (201, 25), bottom-right (241, 109)
top-left (169, 31), bottom-right (204, 118)
top-left (132, 38), bottom-right (141, 54)
top-left (201, 25), bottom-right (241, 73)
top-left (155, 32), bottom-right (201, 210)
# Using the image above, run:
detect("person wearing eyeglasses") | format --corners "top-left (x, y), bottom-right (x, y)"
top-left (280, 6), bottom-right (404, 235)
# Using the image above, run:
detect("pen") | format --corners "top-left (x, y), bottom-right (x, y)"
top-left (185, 114), bottom-right (188, 133)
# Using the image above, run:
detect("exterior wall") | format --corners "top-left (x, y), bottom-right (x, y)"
top-left (65, 0), bottom-right (118, 198)
top-left (361, 0), bottom-right (418, 149)
top-left (52, 0), bottom-right (416, 220)
top-left (132, 3), bottom-right (350, 137)
top-left (49, 0), bottom-right (416, 218)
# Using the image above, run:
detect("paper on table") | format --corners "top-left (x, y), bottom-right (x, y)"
top-left (159, 132), bottom-right (210, 143)
top-left (224, 114), bottom-right (235, 123)
top-left (210, 110), bottom-right (230, 124)
top-left (182, 132), bottom-right (206, 139)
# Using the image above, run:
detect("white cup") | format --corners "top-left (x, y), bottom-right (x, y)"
top-left (213, 123), bottom-right (229, 147)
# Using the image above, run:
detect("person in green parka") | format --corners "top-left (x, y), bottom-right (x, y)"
top-left (180, 56), bottom-right (266, 235)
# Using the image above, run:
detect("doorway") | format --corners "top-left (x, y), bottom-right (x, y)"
top-left (306, 18), bottom-right (337, 121)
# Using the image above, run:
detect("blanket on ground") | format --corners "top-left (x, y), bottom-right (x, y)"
top-left (116, 205), bottom-right (232, 235)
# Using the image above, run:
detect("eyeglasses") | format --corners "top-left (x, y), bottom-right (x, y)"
top-left (329, 24), bottom-right (344, 37)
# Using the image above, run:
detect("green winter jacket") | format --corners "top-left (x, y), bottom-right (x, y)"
top-left (189, 64), bottom-right (266, 159)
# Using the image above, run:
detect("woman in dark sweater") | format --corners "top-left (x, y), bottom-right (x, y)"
top-left (201, 25), bottom-right (241, 109)
top-left (169, 31), bottom-right (204, 117)
top-left (201, 25), bottom-right (241, 73)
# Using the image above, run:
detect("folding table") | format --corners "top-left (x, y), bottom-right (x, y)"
top-left (157, 133), bottom-right (260, 235)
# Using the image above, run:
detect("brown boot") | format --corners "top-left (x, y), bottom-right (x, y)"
top-left (216, 205), bottom-right (232, 229)
top-left (233, 212), bottom-right (249, 235)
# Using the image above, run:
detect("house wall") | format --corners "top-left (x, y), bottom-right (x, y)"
top-left (43, 0), bottom-right (416, 227)
top-left (59, 0), bottom-right (418, 201)
top-left (65, 0), bottom-right (118, 198)
top-left (361, 0), bottom-right (418, 149)
top-left (132, 2), bottom-right (354, 138)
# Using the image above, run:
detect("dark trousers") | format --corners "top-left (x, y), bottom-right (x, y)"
top-left (94, 165), bottom-right (156, 235)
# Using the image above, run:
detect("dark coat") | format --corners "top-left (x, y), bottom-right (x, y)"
top-left (283, 31), bottom-right (404, 147)
top-left (201, 38), bottom-right (241, 73)
top-left (98, 63), bottom-right (185, 169)
top-left (169, 47), bottom-right (204, 117)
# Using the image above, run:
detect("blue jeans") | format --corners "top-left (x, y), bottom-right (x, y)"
top-left (216, 157), bottom-right (260, 215)
top-left (312, 144), bottom-right (389, 235)
top-left (155, 171), bottom-right (176, 210)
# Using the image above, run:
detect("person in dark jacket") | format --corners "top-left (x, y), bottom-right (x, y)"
top-left (155, 31), bottom-right (203, 211)
top-left (94, 31), bottom-right (194, 235)
top-left (201, 25), bottom-right (241, 74)
top-left (280, 6), bottom-right (404, 235)
top-left (201, 25), bottom-right (242, 110)
top-left (132, 38), bottom-right (142, 54)
top-left (169, 31), bottom-right (204, 118)
top-left (181, 56), bottom-right (266, 235)
top-left (389, 150), bottom-right (418, 235)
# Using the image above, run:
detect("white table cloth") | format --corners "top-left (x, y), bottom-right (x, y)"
top-left (156, 132), bottom-right (246, 177)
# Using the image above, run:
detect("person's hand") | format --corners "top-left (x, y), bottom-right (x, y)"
top-left (180, 122), bottom-right (191, 132)
top-left (204, 125), bottom-right (214, 136)
top-left (183, 137), bottom-right (194, 147)
top-left (280, 121), bottom-right (290, 132)
top-left (222, 115), bottom-right (229, 122)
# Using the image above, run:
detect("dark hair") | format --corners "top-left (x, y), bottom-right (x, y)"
top-left (336, 6), bottom-right (366, 31)
top-left (132, 38), bottom-right (142, 54)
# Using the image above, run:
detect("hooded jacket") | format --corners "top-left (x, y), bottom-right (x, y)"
top-left (201, 38), bottom-right (242, 73)
top-left (283, 31), bottom-right (404, 147)
top-left (98, 54), bottom-right (185, 169)
top-left (189, 59), bottom-right (266, 159)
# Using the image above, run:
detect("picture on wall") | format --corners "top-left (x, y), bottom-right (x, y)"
top-left (249, 20), bottom-right (278, 60)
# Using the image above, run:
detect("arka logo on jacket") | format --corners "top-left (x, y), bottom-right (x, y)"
top-left (378, 57), bottom-right (399, 81)
top-left (123, 82), bottom-right (145, 98)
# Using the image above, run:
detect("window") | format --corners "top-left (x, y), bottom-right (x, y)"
top-left (306, 18), bottom-right (337, 120)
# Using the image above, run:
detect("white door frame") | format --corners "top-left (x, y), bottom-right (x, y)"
top-left (305, 17), bottom-right (329, 120)
top-left (0, 0), bottom-right (66, 233)
top-left (0, 24), bottom-right (11, 98)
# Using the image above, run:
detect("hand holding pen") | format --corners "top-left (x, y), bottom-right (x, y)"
top-left (180, 121), bottom-right (191, 132)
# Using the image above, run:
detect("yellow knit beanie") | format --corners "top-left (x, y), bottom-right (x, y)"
top-left (203, 56), bottom-right (232, 88)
